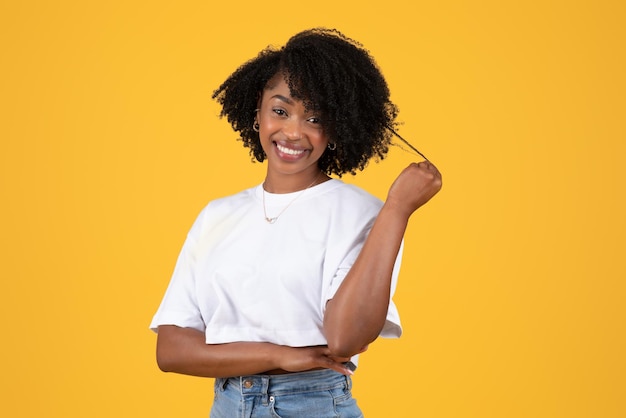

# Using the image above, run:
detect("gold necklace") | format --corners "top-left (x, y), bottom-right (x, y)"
top-left (262, 173), bottom-right (323, 224)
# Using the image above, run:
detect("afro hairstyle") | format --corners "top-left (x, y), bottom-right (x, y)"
top-left (212, 28), bottom-right (399, 176)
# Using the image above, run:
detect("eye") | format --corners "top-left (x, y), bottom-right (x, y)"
top-left (272, 108), bottom-right (287, 117)
top-left (307, 117), bottom-right (325, 131)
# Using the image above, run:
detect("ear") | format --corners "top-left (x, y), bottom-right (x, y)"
top-left (256, 90), bottom-right (263, 110)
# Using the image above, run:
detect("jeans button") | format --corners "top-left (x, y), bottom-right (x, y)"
top-left (243, 379), bottom-right (253, 389)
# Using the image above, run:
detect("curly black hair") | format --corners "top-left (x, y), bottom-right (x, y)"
top-left (212, 28), bottom-right (399, 176)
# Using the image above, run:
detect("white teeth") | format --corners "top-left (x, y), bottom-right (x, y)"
top-left (276, 143), bottom-right (305, 156)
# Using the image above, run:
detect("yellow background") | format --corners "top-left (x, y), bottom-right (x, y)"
top-left (1, 1), bottom-right (624, 417)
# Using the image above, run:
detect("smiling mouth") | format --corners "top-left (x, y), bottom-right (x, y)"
top-left (276, 142), bottom-right (307, 156)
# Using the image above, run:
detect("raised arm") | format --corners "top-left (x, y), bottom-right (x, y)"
top-left (156, 325), bottom-right (354, 378)
top-left (324, 161), bottom-right (442, 357)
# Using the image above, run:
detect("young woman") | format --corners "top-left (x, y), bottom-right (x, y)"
top-left (150, 28), bottom-right (442, 417)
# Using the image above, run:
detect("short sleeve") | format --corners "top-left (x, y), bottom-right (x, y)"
top-left (149, 218), bottom-right (206, 334)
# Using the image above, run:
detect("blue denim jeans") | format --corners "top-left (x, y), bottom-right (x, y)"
top-left (211, 369), bottom-right (364, 418)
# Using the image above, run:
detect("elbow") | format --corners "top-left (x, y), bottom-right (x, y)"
top-left (328, 345), bottom-right (358, 359)
top-left (156, 347), bottom-right (175, 373)
top-left (324, 320), bottom-right (384, 358)
top-left (324, 320), bottom-right (380, 358)
top-left (326, 334), bottom-right (371, 359)
top-left (324, 315), bottom-right (382, 357)
top-left (156, 334), bottom-right (181, 373)
top-left (155, 325), bottom-right (188, 373)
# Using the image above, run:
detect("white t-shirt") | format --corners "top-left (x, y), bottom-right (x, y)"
top-left (150, 179), bottom-right (403, 348)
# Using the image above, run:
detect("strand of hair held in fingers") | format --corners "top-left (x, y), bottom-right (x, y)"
top-left (386, 126), bottom-right (431, 162)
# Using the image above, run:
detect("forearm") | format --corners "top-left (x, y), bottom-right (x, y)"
top-left (156, 325), bottom-right (354, 378)
top-left (156, 325), bottom-right (284, 378)
top-left (324, 161), bottom-right (442, 357)
top-left (324, 203), bottom-right (409, 357)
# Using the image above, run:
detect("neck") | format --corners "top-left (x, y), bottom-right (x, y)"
top-left (263, 170), bottom-right (327, 194)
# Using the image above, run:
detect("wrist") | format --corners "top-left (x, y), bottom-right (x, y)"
top-left (380, 200), bottom-right (413, 222)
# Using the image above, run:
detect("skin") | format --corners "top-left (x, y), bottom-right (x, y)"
top-left (156, 72), bottom-right (443, 378)
top-left (257, 72), bottom-right (331, 192)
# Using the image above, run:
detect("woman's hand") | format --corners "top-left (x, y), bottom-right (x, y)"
top-left (386, 161), bottom-right (442, 218)
top-left (275, 345), bottom-right (356, 376)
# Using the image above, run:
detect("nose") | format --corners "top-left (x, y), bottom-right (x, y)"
top-left (282, 118), bottom-right (303, 140)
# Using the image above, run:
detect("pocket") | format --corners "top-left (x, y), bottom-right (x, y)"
top-left (270, 391), bottom-right (335, 417)
top-left (268, 395), bottom-right (283, 418)
top-left (331, 386), bottom-right (363, 417)
top-left (210, 379), bottom-right (238, 418)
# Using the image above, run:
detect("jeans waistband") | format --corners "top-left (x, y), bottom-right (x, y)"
top-left (218, 368), bottom-right (351, 396)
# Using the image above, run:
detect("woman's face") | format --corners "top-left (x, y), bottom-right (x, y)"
top-left (257, 73), bottom-right (329, 179)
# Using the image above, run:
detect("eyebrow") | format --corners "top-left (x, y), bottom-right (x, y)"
top-left (270, 94), bottom-right (320, 115)
top-left (270, 94), bottom-right (294, 105)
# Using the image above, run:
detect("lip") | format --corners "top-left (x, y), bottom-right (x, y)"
top-left (273, 141), bottom-right (310, 161)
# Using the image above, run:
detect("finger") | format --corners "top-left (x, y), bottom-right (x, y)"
top-left (416, 160), bottom-right (437, 171)
top-left (328, 355), bottom-right (353, 363)
top-left (414, 161), bottom-right (441, 180)
top-left (324, 359), bottom-right (354, 376)
top-left (317, 354), bottom-right (354, 376)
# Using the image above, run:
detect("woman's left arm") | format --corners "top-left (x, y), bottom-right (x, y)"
top-left (323, 161), bottom-right (442, 358)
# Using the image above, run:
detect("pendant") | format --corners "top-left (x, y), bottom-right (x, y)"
top-left (265, 217), bottom-right (277, 224)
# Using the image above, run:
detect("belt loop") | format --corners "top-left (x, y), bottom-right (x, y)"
top-left (215, 377), bottom-right (228, 391)
top-left (262, 375), bottom-right (270, 395)
top-left (344, 374), bottom-right (352, 391)
top-left (261, 375), bottom-right (270, 406)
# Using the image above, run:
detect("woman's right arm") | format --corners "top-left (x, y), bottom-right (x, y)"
top-left (156, 325), bottom-right (354, 378)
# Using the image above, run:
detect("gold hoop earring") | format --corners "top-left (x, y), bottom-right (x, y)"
top-left (327, 142), bottom-right (337, 151)
top-left (253, 122), bottom-right (260, 132)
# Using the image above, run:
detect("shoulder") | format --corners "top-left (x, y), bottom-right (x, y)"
top-left (204, 185), bottom-right (258, 210)
top-left (321, 179), bottom-right (383, 210)
top-left (187, 185), bottom-right (259, 234)
top-left (305, 180), bottom-right (383, 227)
